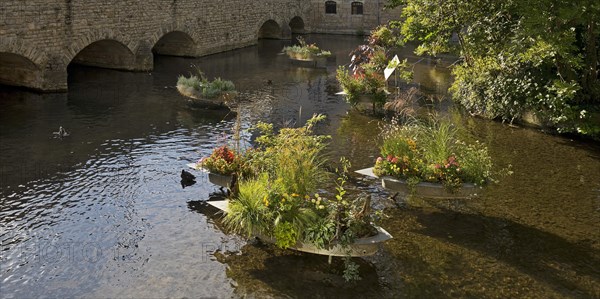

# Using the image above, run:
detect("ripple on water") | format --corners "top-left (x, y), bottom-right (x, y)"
top-left (1, 36), bottom-right (599, 298)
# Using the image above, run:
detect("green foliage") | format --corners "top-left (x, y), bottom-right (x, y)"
top-left (274, 221), bottom-right (299, 249)
top-left (198, 145), bottom-right (239, 175)
top-left (251, 114), bottom-right (330, 196)
top-left (343, 257), bottom-right (361, 282)
top-left (177, 67), bottom-right (236, 99)
top-left (374, 117), bottom-right (504, 190)
top-left (222, 117), bottom-right (382, 280)
top-left (304, 218), bottom-right (336, 249)
top-left (223, 174), bottom-right (272, 237)
top-left (197, 145), bottom-right (256, 177)
top-left (224, 114), bottom-right (332, 248)
top-left (386, 0), bottom-right (600, 137)
top-left (337, 25), bottom-right (414, 111)
top-left (336, 66), bottom-right (387, 108)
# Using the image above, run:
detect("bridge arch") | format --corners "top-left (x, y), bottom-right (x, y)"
top-left (69, 39), bottom-right (138, 71)
top-left (152, 31), bottom-right (197, 57)
top-left (258, 19), bottom-right (283, 39)
top-left (0, 52), bottom-right (43, 90)
top-left (289, 16), bottom-right (305, 34)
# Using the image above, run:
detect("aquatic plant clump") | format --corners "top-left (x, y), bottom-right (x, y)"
top-left (373, 118), bottom-right (508, 191)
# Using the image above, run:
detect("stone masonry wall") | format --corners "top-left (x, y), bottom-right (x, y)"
top-left (306, 0), bottom-right (402, 35)
top-left (0, 0), bottom-right (309, 91)
top-left (0, 0), bottom-right (400, 91)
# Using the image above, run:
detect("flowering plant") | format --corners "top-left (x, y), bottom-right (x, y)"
top-left (373, 118), bottom-right (505, 191)
top-left (222, 116), bottom-right (383, 281)
top-left (197, 145), bottom-right (240, 175)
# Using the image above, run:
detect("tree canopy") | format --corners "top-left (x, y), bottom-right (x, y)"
top-left (387, 0), bottom-right (600, 135)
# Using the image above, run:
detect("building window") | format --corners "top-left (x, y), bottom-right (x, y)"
top-left (325, 1), bottom-right (337, 14)
top-left (351, 2), bottom-right (363, 15)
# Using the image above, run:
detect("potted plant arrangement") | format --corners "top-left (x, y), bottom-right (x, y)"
top-left (192, 145), bottom-right (240, 188)
top-left (176, 66), bottom-right (237, 109)
top-left (336, 65), bottom-right (388, 113)
top-left (356, 117), bottom-right (510, 198)
top-left (203, 114), bottom-right (392, 281)
top-left (336, 26), bottom-right (411, 114)
top-left (282, 36), bottom-right (332, 68)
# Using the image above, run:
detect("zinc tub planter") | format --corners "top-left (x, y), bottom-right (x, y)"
top-left (207, 172), bottom-right (233, 188)
top-left (206, 199), bottom-right (393, 258)
top-left (356, 167), bottom-right (479, 199)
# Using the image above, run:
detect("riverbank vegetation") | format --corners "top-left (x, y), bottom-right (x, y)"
top-left (386, 0), bottom-right (600, 137)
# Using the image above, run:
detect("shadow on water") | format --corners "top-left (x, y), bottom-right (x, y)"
top-left (2, 34), bottom-right (599, 298)
top-left (187, 196), bottom-right (386, 299)
top-left (382, 204), bottom-right (600, 298)
top-left (222, 244), bottom-right (384, 299)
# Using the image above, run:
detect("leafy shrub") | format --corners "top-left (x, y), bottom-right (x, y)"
top-left (336, 66), bottom-right (388, 108)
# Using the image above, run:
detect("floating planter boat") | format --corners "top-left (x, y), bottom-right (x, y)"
top-left (206, 199), bottom-right (393, 259)
top-left (176, 71), bottom-right (237, 110)
top-left (335, 91), bottom-right (389, 113)
top-left (356, 167), bottom-right (478, 199)
top-left (283, 37), bottom-right (331, 69)
top-left (177, 86), bottom-right (237, 110)
top-left (186, 163), bottom-right (234, 188)
top-left (288, 54), bottom-right (328, 68)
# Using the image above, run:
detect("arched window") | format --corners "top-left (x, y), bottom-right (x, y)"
top-left (325, 1), bottom-right (337, 14)
top-left (351, 2), bottom-right (363, 15)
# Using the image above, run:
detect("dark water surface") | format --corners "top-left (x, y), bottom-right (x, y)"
top-left (1, 35), bottom-right (599, 298)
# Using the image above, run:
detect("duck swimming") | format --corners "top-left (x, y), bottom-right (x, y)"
top-left (53, 126), bottom-right (70, 138)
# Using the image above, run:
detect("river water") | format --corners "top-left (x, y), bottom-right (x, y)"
top-left (1, 35), bottom-right (599, 298)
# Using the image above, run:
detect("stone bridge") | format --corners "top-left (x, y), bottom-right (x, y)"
top-left (0, 0), bottom-right (312, 91)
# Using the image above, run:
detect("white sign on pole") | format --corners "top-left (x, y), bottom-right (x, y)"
top-left (384, 55), bottom-right (400, 80)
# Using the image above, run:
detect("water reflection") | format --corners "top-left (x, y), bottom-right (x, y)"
top-left (0, 34), bottom-right (599, 298)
